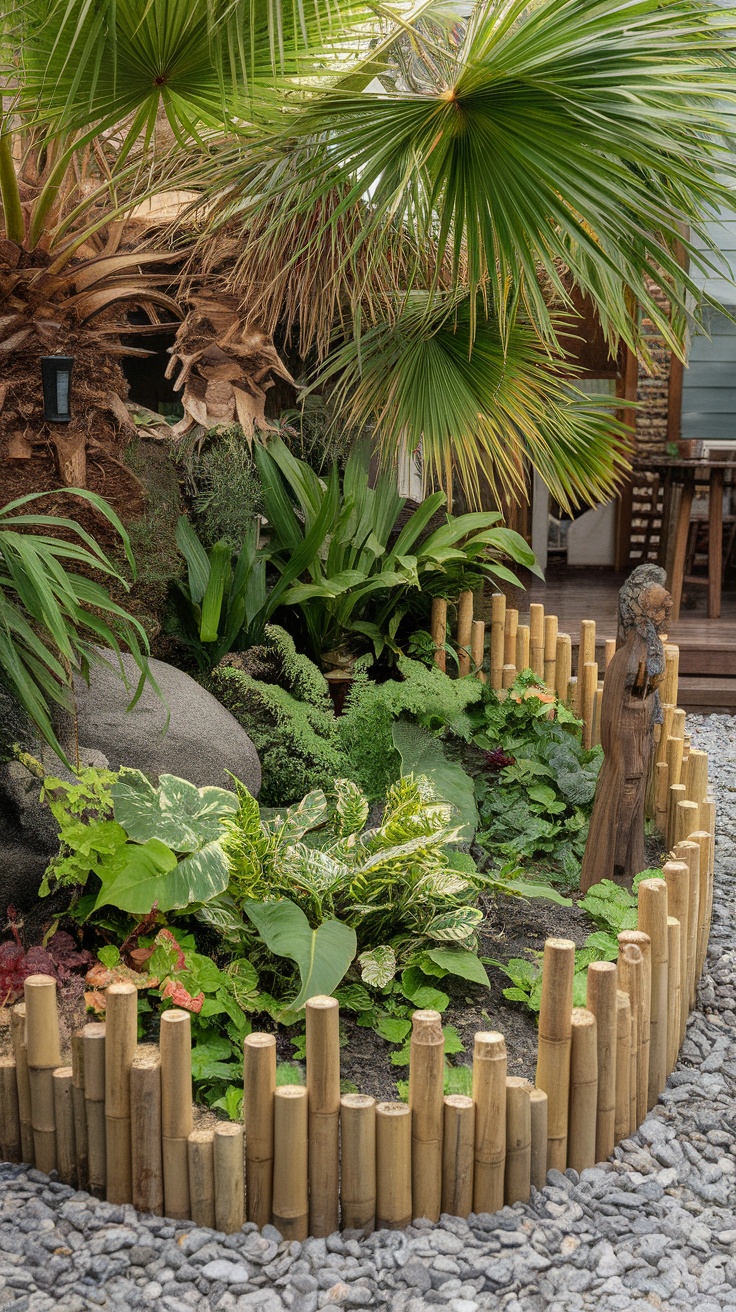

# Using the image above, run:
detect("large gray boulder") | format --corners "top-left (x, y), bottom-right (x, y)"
top-left (59, 652), bottom-right (261, 794)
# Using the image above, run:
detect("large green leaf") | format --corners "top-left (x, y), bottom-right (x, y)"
top-left (111, 769), bottom-right (238, 850)
top-left (94, 834), bottom-right (230, 913)
top-left (392, 719), bottom-right (478, 841)
top-left (244, 899), bottom-right (356, 1011)
top-left (426, 906), bottom-right (484, 942)
top-left (423, 947), bottom-right (490, 987)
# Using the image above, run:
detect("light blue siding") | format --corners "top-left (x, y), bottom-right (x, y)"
top-left (681, 198), bottom-right (736, 439)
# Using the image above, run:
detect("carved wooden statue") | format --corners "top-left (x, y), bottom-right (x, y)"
top-left (580, 565), bottom-right (672, 893)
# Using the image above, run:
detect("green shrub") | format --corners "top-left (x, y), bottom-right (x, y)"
top-left (178, 426), bottom-right (264, 551)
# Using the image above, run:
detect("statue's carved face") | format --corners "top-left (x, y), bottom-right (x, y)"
top-left (635, 583), bottom-right (672, 633)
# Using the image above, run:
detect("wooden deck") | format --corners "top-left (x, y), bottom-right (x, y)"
top-left (523, 565), bottom-right (736, 711)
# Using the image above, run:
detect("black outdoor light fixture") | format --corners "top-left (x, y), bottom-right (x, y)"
top-left (41, 355), bottom-right (74, 423)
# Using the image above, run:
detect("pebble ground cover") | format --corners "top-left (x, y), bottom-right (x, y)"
top-left (0, 712), bottom-right (733, 1312)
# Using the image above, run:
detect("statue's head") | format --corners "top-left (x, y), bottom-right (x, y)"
top-left (619, 565), bottom-right (672, 637)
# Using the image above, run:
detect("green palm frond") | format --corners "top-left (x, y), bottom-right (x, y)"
top-left (316, 292), bottom-right (632, 510)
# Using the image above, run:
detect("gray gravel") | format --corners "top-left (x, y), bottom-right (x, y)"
top-left (1, 713), bottom-right (735, 1311)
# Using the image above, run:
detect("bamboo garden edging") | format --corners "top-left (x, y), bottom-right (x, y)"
top-left (0, 628), bottom-right (717, 1243)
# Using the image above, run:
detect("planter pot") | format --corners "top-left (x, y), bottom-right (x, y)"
top-left (677, 439), bottom-right (704, 460)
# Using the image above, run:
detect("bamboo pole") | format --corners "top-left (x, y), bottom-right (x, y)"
top-left (686, 748), bottom-right (708, 811)
top-left (699, 798), bottom-right (716, 925)
top-left (409, 1009), bottom-right (444, 1223)
top-left (675, 799), bottom-right (699, 849)
top-left (671, 707), bottom-right (686, 742)
top-left (654, 761), bottom-right (670, 837)
top-left (214, 1123), bottom-right (244, 1235)
top-left (666, 918), bottom-right (682, 1075)
top-left (688, 828), bottom-right (713, 982)
top-left (431, 597), bottom-right (447, 673)
top-left (667, 783), bottom-right (687, 847)
top-left (490, 593), bottom-right (506, 690)
top-left (376, 1103), bottom-right (412, 1231)
top-left (665, 734), bottom-right (683, 789)
top-left (441, 1095), bottom-right (475, 1219)
top-left (581, 661), bottom-right (598, 750)
top-left (502, 663), bottom-right (516, 691)
top-left (82, 1023), bottom-right (106, 1198)
top-left (555, 634), bottom-right (572, 703)
top-left (515, 624), bottom-right (530, 673)
top-left (160, 1009), bottom-right (193, 1220)
top-left (272, 1087), bottom-right (308, 1239)
top-left (637, 879), bottom-right (669, 1106)
top-left (472, 1031), bottom-right (507, 1214)
top-left (70, 1033), bottom-right (88, 1192)
top-left (244, 1033), bottom-right (276, 1228)
top-left (604, 637), bottom-right (616, 670)
top-left (10, 1005), bottom-right (33, 1165)
top-left (504, 1078), bottom-right (532, 1205)
top-left (544, 615), bottom-right (558, 689)
top-left (52, 1068), bottom-right (76, 1186)
top-left (529, 1088), bottom-right (548, 1191)
top-left (130, 1046), bottom-right (163, 1216)
top-left (504, 608), bottom-right (519, 665)
top-left (24, 975), bottom-right (62, 1175)
top-left (535, 939), bottom-right (575, 1171)
top-left (682, 732), bottom-right (691, 766)
top-left (614, 992), bottom-right (632, 1144)
top-left (673, 839), bottom-right (700, 1012)
top-left (306, 995), bottom-right (341, 1237)
top-left (656, 704), bottom-right (675, 766)
top-left (567, 1009), bottom-right (598, 1174)
top-left (567, 675), bottom-right (578, 709)
top-left (188, 1130), bottom-right (215, 1229)
top-left (663, 643), bottom-right (679, 707)
top-left (662, 860), bottom-right (689, 1046)
top-left (471, 619), bottom-right (486, 681)
top-left (586, 961), bottom-right (617, 1162)
top-left (579, 618), bottom-right (596, 671)
top-left (104, 981), bottom-right (137, 1205)
top-left (340, 1094), bottom-right (376, 1234)
top-left (618, 931), bottom-right (651, 1127)
top-left (0, 1057), bottom-right (21, 1164)
top-left (457, 590), bottom-right (474, 677)
top-left (529, 603), bottom-right (545, 679)
top-left (591, 687), bottom-right (604, 749)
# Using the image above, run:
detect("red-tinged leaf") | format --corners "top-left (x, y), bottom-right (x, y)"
top-left (84, 990), bottom-right (107, 1013)
top-left (128, 946), bottom-right (155, 971)
top-left (161, 980), bottom-right (204, 1012)
top-left (155, 928), bottom-right (186, 971)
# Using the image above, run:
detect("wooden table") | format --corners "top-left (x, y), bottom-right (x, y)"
top-left (636, 458), bottom-right (735, 621)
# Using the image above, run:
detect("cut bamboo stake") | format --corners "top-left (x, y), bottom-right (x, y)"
top-left (700, 799), bottom-right (716, 927)
top-left (502, 663), bottom-right (517, 691)
top-left (504, 607), bottom-right (519, 665)
top-left (689, 828), bottom-right (714, 982)
top-left (431, 597), bottom-right (447, 673)
top-left (544, 615), bottom-right (558, 689)
top-left (682, 732), bottom-right (691, 765)
top-left (672, 707), bottom-right (686, 741)
top-left (655, 761), bottom-right (670, 837)
top-left (586, 961), bottom-right (617, 1163)
top-left (441, 1095), bottom-right (475, 1219)
top-left (577, 619), bottom-right (596, 713)
top-left (188, 1130), bottom-right (215, 1229)
top-left (662, 860), bottom-right (689, 1046)
top-left (376, 1102), bottom-right (412, 1231)
top-left (472, 1031), bottom-right (507, 1214)
top-left (555, 634), bottom-right (572, 704)
top-left (504, 1078), bottom-right (532, 1205)
top-left (529, 1088), bottom-right (548, 1191)
top-left (516, 624), bottom-right (530, 673)
top-left (617, 947), bottom-right (642, 1134)
top-left (618, 931), bottom-right (651, 1127)
top-left (567, 1009), bottom-right (598, 1174)
top-left (674, 839), bottom-right (701, 1011)
top-left (70, 1033), bottom-right (88, 1192)
top-left (667, 783), bottom-right (687, 847)
top-left (567, 675), bottom-right (578, 712)
top-left (675, 799), bottom-right (699, 849)
top-left (272, 1087), bottom-right (308, 1239)
top-left (535, 939), bottom-right (575, 1171)
top-left (82, 1023), bottom-right (106, 1198)
top-left (214, 1123), bottom-right (244, 1234)
top-left (656, 704), bottom-right (675, 766)
top-left (663, 643), bottom-right (679, 707)
top-left (637, 879), bottom-right (669, 1106)
top-left (0, 1057), bottom-right (21, 1163)
top-left (614, 992), bottom-right (632, 1144)
top-left (529, 603), bottom-right (545, 678)
top-left (131, 1046), bottom-right (163, 1216)
top-left (581, 661), bottom-right (598, 751)
top-left (24, 975), bottom-right (61, 1175)
top-left (666, 734), bottom-right (683, 789)
top-left (471, 620), bottom-right (486, 681)
top-left (686, 749), bottom-right (709, 812)
top-left (490, 593), bottom-right (506, 690)
top-left (104, 981), bottom-right (137, 1205)
top-left (340, 1094), bottom-right (376, 1234)
top-left (52, 1067), bottom-right (76, 1186)
top-left (10, 1005), bottom-right (33, 1165)
top-left (667, 917), bottom-right (682, 1075)
top-left (591, 686), bottom-right (604, 749)
top-left (160, 1009), bottom-right (193, 1220)
top-left (306, 995), bottom-right (341, 1237)
top-left (244, 1033), bottom-right (276, 1228)
top-left (409, 1009), bottom-right (444, 1223)
top-left (457, 589), bottom-right (474, 677)
top-left (604, 637), bottom-right (616, 670)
